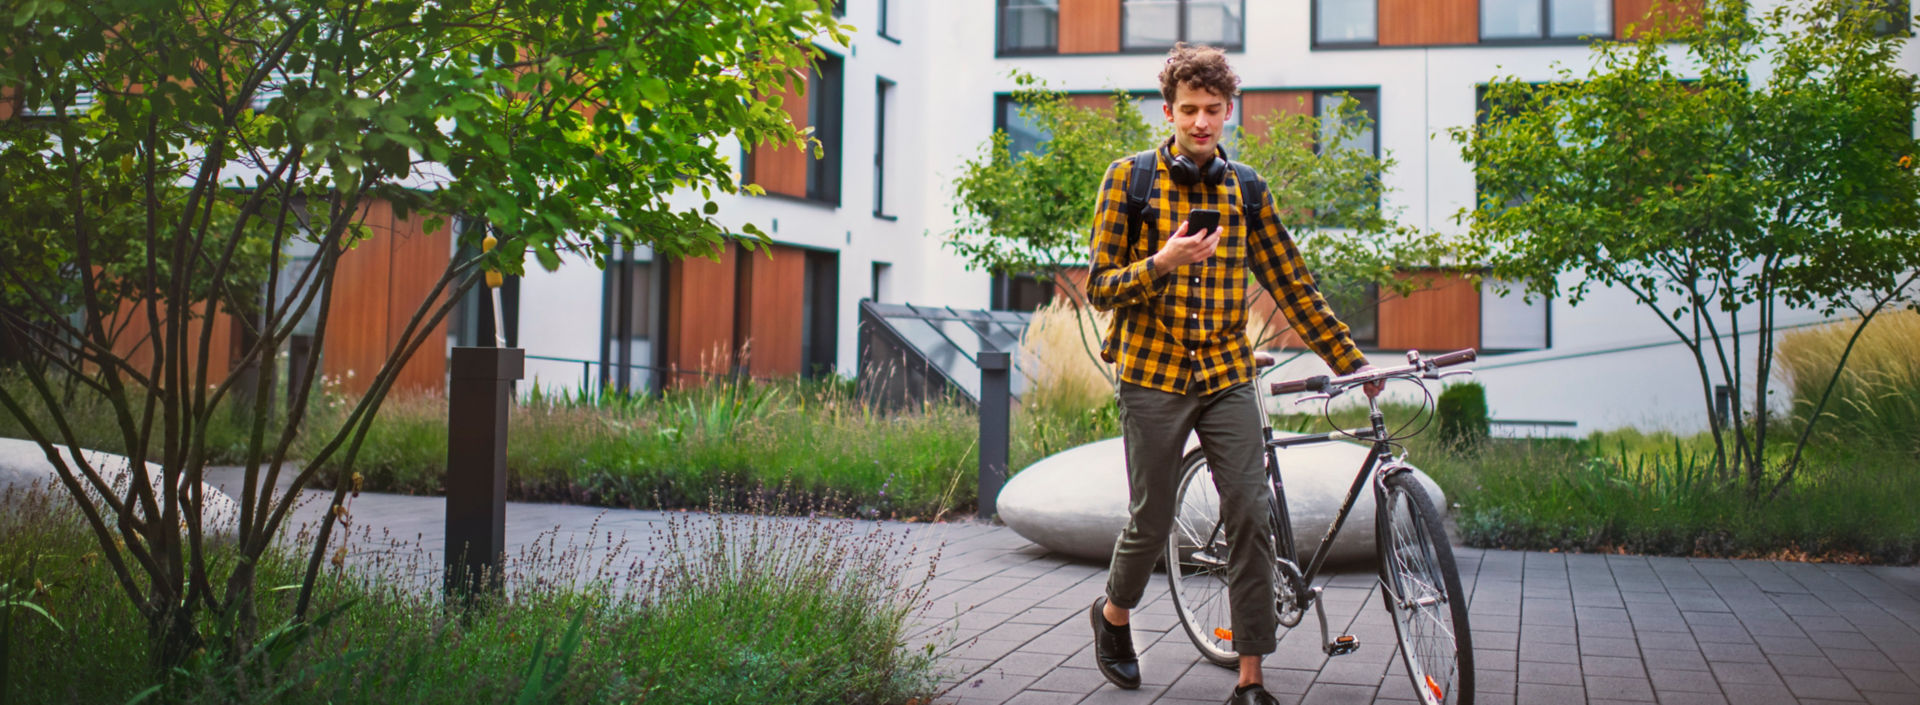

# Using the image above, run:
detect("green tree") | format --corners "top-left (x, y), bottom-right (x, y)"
top-left (0, 0), bottom-right (846, 686)
top-left (946, 74), bottom-right (1448, 385)
top-left (1453, 0), bottom-right (1920, 493)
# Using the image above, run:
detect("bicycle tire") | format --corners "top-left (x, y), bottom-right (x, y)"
top-left (1166, 449), bottom-right (1266, 668)
top-left (1377, 472), bottom-right (1474, 705)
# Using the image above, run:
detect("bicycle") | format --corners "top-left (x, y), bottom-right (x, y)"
top-left (1165, 348), bottom-right (1477, 705)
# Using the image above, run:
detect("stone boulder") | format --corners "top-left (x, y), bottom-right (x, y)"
top-left (997, 433), bottom-right (1447, 565)
top-left (0, 437), bottom-right (240, 535)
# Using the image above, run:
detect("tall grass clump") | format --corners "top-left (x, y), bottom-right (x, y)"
top-left (1017, 299), bottom-right (1113, 415)
top-left (0, 483), bottom-right (941, 704)
top-left (1776, 309), bottom-right (1920, 459)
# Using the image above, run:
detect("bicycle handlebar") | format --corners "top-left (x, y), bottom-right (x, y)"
top-left (1268, 348), bottom-right (1477, 396)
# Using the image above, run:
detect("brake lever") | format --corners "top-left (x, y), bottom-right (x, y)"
top-left (1293, 393), bottom-right (1334, 406)
top-left (1421, 369), bottom-right (1476, 380)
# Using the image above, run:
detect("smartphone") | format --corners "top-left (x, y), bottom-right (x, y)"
top-left (1185, 208), bottom-right (1221, 236)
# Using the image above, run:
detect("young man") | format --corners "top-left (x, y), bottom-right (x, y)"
top-left (1082, 44), bottom-right (1379, 705)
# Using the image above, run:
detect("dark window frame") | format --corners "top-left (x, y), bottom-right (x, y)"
top-left (1119, 0), bottom-right (1248, 53)
top-left (1311, 88), bottom-right (1382, 160)
top-left (1478, 0), bottom-right (1615, 43)
top-left (877, 0), bottom-right (899, 42)
top-left (805, 50), bottom-right (845, 206)
top-left (1310, 0), bottom-right (1380, 49)
top-left (873, 77), bottom-right (895, 219)
top-left (993, 93), bottom-right (1055, 161)
top-left (996, 0), bottom-right (1061, 56)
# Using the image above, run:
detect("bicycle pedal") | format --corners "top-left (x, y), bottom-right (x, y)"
top-left (1324, 634), bottom-right (1360, 656)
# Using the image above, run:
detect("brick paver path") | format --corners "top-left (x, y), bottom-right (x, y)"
top-left (206, 469), bottom-right (1920, 705)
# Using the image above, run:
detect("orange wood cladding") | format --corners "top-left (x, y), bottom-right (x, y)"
top-left (1379, 0), bottom-right (1477, 46)
top-left (1069, 93), bottom-right (1116, 111)
top-left (749, 73), bottom-right (810, 198)
top-left (665, 245), bottom-right (739, 386)
top-left (1616, 0), bottom-right (1703, 38)
top-left (1239, 90), bottom-right (1313, 141)
top-left (109, 300), bottom-right (235, 386)
top-left (1378, 271), bottom-right (1480, 352)
top-left (1060, 0), bottom-right (1121, 54)
top-left (0, 86), bottom-right (15, 120)
top-left (321, 199), bottom-right (450, 395)
top-left (734, 245), bottom-right (807, 377)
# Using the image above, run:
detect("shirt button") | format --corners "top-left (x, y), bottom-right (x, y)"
top-left (1192, 277), bottom-right (1199, 284)
top-left (1190, 313), bottom-right (1198, 319)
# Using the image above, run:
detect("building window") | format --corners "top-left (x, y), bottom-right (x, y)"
top-left (1872, 0), bottom-right (1911, 35)
top-left (832, 0), bottom-right (845, 17)
top-left (1314, 0), bottom-right (1377, 45)
top-left (878, 0), bottom-right (896, 40)
top-left (994, 95), bottom-right (1053, 159)
top-left (1318, 279), bottom-right (1379, 348)
top-left (990, 272), bottom-right (1056, 312)
top-left (874, 78), bottom-right (893, 217)
top-left (807, 52), bottom-right (845, 205)
top-left (871, 262), bottom-right (891, 302)
top-left (999, 0), bottom-right (1059, 55)
top-left (1123, 0), bottom-right (1244, 51)
top-left (1482, 0), bottom-right (1611, 41)
top-left (1315, 90), bottom-right (1378, 159)
top-left (1480, 279), bottom-right (1551, 352)
top-left (802, 250), bottom-right (840, 376)
top-left (600, 245), bottom-right (657, 392)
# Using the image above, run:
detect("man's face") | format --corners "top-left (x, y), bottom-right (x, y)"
top-left (1163, 82), bottom-right (1233, 160)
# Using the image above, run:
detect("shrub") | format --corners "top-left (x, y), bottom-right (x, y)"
top-left (1435, 381), bottom-right (1489, 449)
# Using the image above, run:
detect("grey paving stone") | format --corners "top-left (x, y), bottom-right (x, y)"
top-left (1648, 667), bottom-right (1722, 693)
top-left (1517, 642), bottom-right (1580, 665)
top-left (1653, 691), bottom-right (1731, 705)
top-left (1295, 682), bottom-right (1375, 705)
top-left (1586, 674), bottom-right (1657, 701)
top-left (999, 691), bottom-right (1083, 705)
top-left (1768, 654), bottom-right (1843, 678)
top-left (1026, 666), bottom-right (1107, 694)
top-left (1642, 647), bottom-right (1712, 671)
top-left (1716, 683), bottom-right (1802, 705)
top-left (1699, 641), bottom-right (1768, 664)
top-left (1519, 660), bottom-right (1584, 686)
top-left (1842, 667), bottom-right (1920, 693)
top-left (1583, 636), bottom-right (1644, 658)
top-left (1708, 660), bottom-right (1786, 689)
top-left (1515, 682), bottom-right (1585, 702)
top-left (1477, 630), bottom-right (1518, 652)
top-left (1783, 674), bottom-right (1864, 701)
top-left (1583, 655), bottom-right (1648, 678)
top-left (1475, 648), bottom-right (1518, 672)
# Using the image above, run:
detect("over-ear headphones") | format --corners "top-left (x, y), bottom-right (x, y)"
top-left (1169, 151), bottom-right (1228, 187)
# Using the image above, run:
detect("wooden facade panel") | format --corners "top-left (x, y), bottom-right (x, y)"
top-left (1378, 272), bottom-right (1480, 352)
top-left (1617, 0), bottom-right (1702, 38)
top-left (1239, 90), bottom-right (1313, 141)
top-left (0, 85), bottom-right (15, 120)
top-left (322, 201), bottom-right (392, 394)
top-left (1060, 0), bottom-right (1121, 54)
top-left (666, 246), bottom-right (738, 385)
top-left (382, 205), bottom-right (451, 394)
top-left (1379, 0), bottom-right (1477, 46)
top-left (749, 74), bottom-right (810, 199)
top-left (738, 245), bottom-right (807, 377)
top-left (110, 301), bottom-right (234, 387)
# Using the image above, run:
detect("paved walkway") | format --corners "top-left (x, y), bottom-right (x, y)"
top-left (204, 469), bottom-right (1920, 705)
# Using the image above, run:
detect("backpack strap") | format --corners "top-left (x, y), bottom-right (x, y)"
top-left (1231, 160), bottom-right (1268, 221)
top-left (1123, 150), bottom-right (1157, 251)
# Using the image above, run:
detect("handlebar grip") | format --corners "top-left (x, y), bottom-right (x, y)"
top-left (1271, 375), bottom-right (1329, 395)
top-left (1430, 349), bottom-right (1478, 367)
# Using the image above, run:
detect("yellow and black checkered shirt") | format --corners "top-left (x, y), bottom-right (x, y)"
top-left (1086, 141), bottom-right (1369, 395)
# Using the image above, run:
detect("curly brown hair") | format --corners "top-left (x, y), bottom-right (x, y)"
top-left (1158, 43), bottom-right (1240, 105)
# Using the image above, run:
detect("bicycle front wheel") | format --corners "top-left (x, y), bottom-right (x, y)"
top-left (1378, 472), bottom-right (1474, 705)
top-left (1165, 450), bottom-right (1239, 667)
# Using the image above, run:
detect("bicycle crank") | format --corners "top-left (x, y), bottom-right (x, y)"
top-left (1309, 586), bottom-right (1363, 656)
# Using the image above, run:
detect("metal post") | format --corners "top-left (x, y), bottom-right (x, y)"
top-left (978, 351), bottom-right (1011, 520)
top-left (445, 346), bottom-right (523, 601)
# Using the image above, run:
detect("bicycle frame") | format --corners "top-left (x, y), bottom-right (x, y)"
top-left (1253, 376), bottom-right (1410, 615)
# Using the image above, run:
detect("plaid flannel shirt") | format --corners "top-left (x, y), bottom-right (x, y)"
top-left (1086, 141), bottom-right (1369, 395)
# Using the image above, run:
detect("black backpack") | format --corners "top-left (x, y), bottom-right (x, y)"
top-left (1122, 150), bottom-right (1270, 250)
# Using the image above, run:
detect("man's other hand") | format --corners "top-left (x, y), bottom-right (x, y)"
top-left (1152, 220), bottom-right (1220, 273)
top-left (1355, 364), bottom-right (1383, 399)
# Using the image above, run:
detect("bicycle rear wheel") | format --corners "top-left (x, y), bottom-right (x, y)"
top-left (1378, 472), bottom-right (1474, 705)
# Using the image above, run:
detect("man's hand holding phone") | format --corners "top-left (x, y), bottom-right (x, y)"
top-left (1152, 208), bottom-right (1221, 274)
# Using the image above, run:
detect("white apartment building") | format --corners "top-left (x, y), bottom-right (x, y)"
top-left (496, 0), bottom-right (1916, 434)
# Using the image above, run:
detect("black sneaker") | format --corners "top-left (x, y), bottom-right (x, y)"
top-left (1089, 597), bottom-right (1140, 689)
top-left (1225, 683), bottom-right (1280, 705)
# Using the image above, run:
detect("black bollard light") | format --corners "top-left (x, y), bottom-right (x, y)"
top-left (445, 233), bottom-right (521, 602)
top-left (977, 351), bottom-right (1010, 520)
